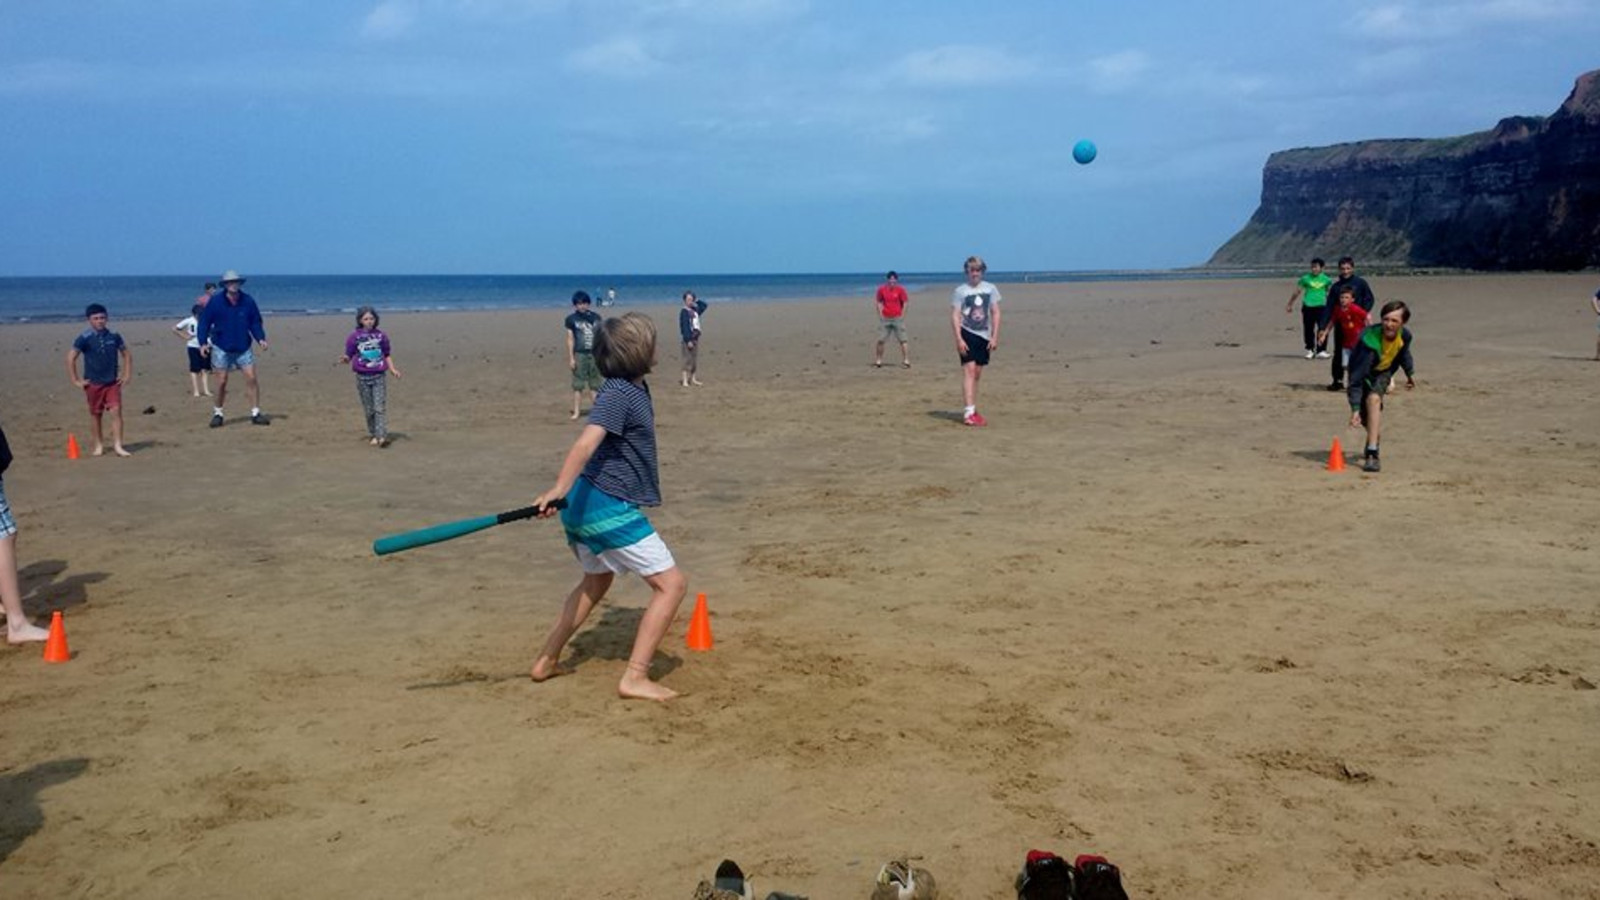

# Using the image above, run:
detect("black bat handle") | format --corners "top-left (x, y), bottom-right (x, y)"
top-left (497, 498), bottom-right (567, 525)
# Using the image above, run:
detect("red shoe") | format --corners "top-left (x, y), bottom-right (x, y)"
top-left (963, 412), bottom-right (988, 426)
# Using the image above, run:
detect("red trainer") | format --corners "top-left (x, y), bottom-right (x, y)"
top-left (963, 412), bottom-right (988, 426)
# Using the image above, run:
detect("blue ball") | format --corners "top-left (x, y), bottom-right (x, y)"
top-left (1072, 139), bottom-right (1097, 165)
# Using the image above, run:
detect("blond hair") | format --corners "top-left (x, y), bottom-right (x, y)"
top-left (594, 312), bottom-right (657, 379)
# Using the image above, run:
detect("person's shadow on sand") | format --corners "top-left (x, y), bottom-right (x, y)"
top-left (0, 758), bottom-right (89, 864)
top-left (19, 560), bottom-right (108, 616)
top-left (564, 606), bottom-right (683, 679)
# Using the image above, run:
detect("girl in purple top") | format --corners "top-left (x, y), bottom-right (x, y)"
top-left (338, 306), bottom-right (403, 447)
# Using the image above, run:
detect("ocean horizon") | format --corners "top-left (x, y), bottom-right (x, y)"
top-left (0, 269), bottom-right (1264, 324)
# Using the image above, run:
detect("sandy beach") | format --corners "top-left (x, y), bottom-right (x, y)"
top-left (2, 274), bottom-right (1598, 899)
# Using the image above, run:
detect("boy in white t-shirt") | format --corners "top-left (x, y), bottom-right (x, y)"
top-left (172, 303), bottom-right (213, 398)
top-left (950, 255), bottom-right (1001, 426)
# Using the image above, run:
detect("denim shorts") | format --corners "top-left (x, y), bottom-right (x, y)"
top-left (211, 347), bottom-right (256, 371)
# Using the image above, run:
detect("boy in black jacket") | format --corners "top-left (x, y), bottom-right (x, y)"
top-left (1346, 300), bottom-right (1416, 473)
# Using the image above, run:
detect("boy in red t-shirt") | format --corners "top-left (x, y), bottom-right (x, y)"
top-left (1318, 286), bottom-right (1371, 391)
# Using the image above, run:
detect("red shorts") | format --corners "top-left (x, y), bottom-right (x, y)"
top-left (84, 382), bottom-right (122, 415)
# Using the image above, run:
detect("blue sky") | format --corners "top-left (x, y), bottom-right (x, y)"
top-left (2, 0), bottom-right (1597, 275)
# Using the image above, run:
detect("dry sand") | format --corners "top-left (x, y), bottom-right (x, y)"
top-left (1, 274), bottom-right (1598, 899)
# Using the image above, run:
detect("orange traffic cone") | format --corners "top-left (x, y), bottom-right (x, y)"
top-left (1326, 437), bottom-right (1346, 472)
top-left (685, 593), bottom-right (713, 651)
top-left (43, 611), bottom-right (71, 663)
top-left (67, 434), bottom-right (81, 460)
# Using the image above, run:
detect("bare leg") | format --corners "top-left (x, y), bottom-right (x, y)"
top-left (531, 571), bottom-right (614, 681)
top-left (900, 341), bottom-right (910, 366)
top-left (2, 534), bottom-right (48, 644)
top-left (214, 369), bottom-right (230, 410)
top-left (202, 371), bottom-right (212, 396)
top-left (1364, 392), bottom-right (1383, 450)
top-left (961, 361), bottom-right (980, 409)
top-left (110, 405), bottom-right (130, 456)
top-left (874, 340), bottom-right (885, 366)
top-left (243, 365), bottom-right (260, 411)
top-left (89, 411), bottom-right (106, 456)
top-left (618, 566), bottom-right (688, 701)
top-left (571, 391), bottom-right (581, 420)
top-left (189, 372), bottom-right (201, 397)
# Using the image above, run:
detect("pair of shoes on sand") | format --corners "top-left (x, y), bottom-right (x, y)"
top-left (209, 412), bottom-right (271, 427)
top-left (1016, 850), bottom-right (1128, 900)
top-left (693, 860), bottom-right (808, 900)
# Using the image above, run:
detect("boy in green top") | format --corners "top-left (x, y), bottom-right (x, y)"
top-left (1286, 257), bottom-right (1332, 359)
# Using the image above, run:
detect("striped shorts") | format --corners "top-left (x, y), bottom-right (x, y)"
top-left (0, 478), bottom-right (16, 539)
top-left (560, 477), bottom-right (675, 576)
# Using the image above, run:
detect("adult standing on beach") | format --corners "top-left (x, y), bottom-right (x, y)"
top-left (197, 270), bottom-right (270, 427)
top-left (1327, 256), bottom-right (1377, 390)
top-left (874, 270), bottom-right (911, 368)
top-left (952, 256), bottom-right (1001, 426)
top-left (679, 290), bottom-right (707, 387)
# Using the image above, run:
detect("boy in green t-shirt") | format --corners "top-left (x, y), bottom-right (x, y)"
top-left (1286, 257), bottom-right (1332, 359)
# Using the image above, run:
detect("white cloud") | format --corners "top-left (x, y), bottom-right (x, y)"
top-left (360, 1), bottom-right (420, 40)
top-left (1085, 50), bottom-right (1151, 94)
top-left (567, 35), bottom-right (668, 77)
top-left (1356, 0), bottom-right (1589, 40)
top-left (891, 45), bottom-right (1033, 88)
top-left (0, 59), bottom-right (101, 95)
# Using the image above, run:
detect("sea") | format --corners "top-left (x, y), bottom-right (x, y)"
top-left (0, 270), bottom-right (1253, 324)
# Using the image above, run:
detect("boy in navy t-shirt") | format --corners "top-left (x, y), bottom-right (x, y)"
top-left (530, 312), bottom-right (690, 702)
top-left (65, 303), bottom-right (133, 457)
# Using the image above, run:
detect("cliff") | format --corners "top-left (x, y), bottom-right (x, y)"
top-left (1209, 69), bottom-right (1600, 270)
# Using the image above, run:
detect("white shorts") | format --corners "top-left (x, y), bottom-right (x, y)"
top-left (570, 532), bottom-right (676, 577)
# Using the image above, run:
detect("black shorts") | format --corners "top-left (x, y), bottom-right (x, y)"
top-left (187, 346), bottom-right (213, 373)
top-left (958, 329), bottom-right (991, 366)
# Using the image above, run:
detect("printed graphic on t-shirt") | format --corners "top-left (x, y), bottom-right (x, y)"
top-left (957, 289), bottom-right (993, 336)
top-left (567, 311), bottom-right (600, 352)
top-left (355, 335), bottom-right (385, 364)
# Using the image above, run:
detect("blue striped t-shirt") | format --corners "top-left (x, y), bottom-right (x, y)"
top-left (581, 378), bottom-right (660, 507)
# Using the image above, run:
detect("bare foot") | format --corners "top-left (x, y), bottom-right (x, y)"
top-left (690, 378), bottom-right (704, 386)
top-left (569, 411), bottom-right (579, 420)
top-left (530, 656), bottom-right (573, 682)
top-left (618, 672), bottom-right (679, 702)
top-left (91, 445), bottom-right (104, 457)
top-left (369, 437), bottom-right (380, 446)
top-left (7, 622), bottom-right (50, 644)
top-left (191, 392), bottom-right (201, 398)
top-left (112, 446), bottom-right (131, 457)
top-left (204, 391), bottom-right (213, 397)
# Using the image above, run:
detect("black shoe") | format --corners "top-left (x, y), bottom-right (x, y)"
top-left (209, 413), bottom-right (225, 428)
top-left (1074, 856), bottom-right (1129, 900)
top-left (1363, 453), bottom-right (1380, 473)
top-left (1326, 382), bottom-right (1344, 392)
top-left (250, 413), bottom-right (270, 426)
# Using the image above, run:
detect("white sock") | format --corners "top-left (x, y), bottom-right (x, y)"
top-left (251, 407), bottom-right (261, 416)
top-left (964, 405), bottom-right (976, 417)
top-left (213, 406), bottom-right (224, 416)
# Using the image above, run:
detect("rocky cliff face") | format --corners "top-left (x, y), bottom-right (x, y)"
top-left (1209, 69), bottom-right (1600, 270)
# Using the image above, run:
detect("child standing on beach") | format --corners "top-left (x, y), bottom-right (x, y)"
top-left (1287, 257), bottom-right (1332, 359)
top-left (1346, 300), bottom-right (1416, 473)
top-left (679, 290), bottom-right (707, 387)
top-left (339, 306), bottom-right (402, 447)
top-left (173, 304), bottom-right (213, 398)
top-left (66, 303), bottom-right (133, 457)
top-left (565, 291), bottom-right (603, 419)
top-left (1, 420), bottom-right (50, 645)
top-left (1317, 286), bottom-right (1371, 391)
top-left (529, 312), bottom-right (689, 702)
top-left (952, 255), bottom-right (1001, 426)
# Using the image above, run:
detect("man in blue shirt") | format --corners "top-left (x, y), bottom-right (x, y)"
top-left (197, 270), bottom-right (270, 427)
